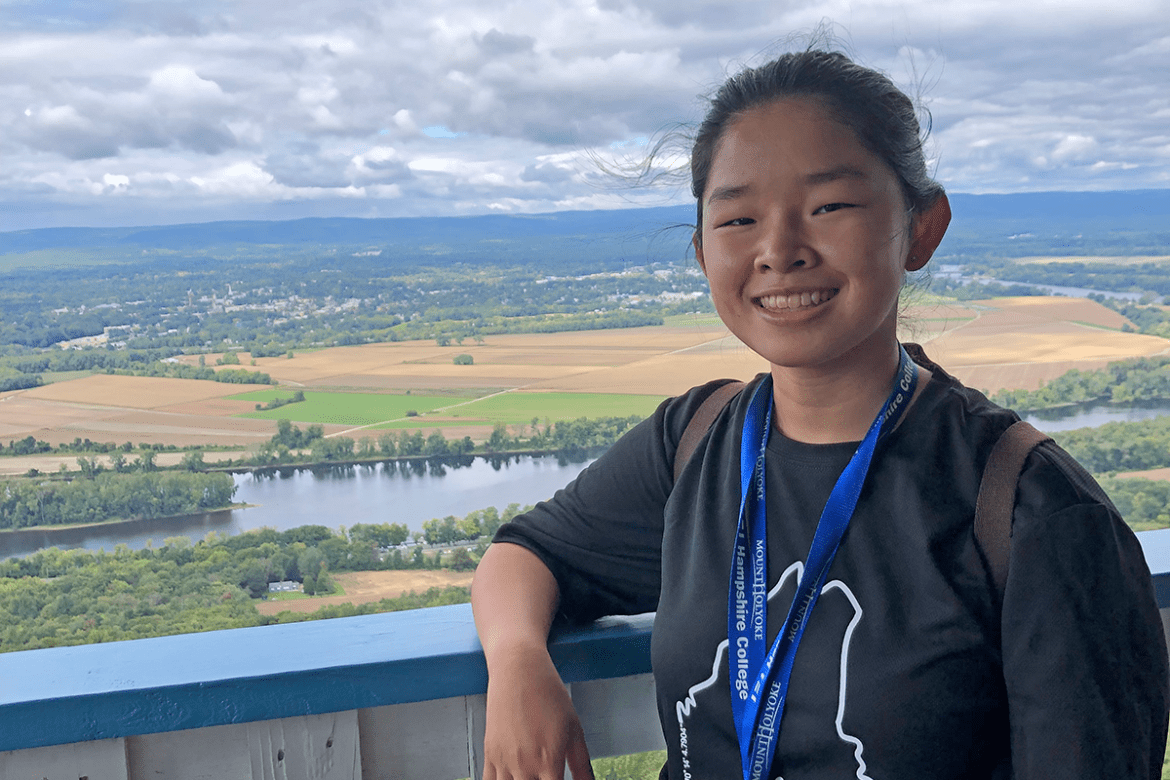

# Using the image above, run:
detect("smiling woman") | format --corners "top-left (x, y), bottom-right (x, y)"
top-left (472, 46), bottom-right (1169, 780)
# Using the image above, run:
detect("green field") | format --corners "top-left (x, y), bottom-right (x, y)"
top-left (663, 313), bottom-right (722, 327)
top-left (230, 389), bottom-right (662, 429)
top-left (231, 390), bottom-right (474, 426)
top-left (444, 392), bottom-right (662, 422)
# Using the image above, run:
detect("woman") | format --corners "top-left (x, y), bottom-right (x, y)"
top-left (472, 49), bottom-right (1169, 779)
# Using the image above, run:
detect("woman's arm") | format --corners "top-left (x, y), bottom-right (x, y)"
top-left (472, 541), bottom-right (595, 780)
top-left (1004, 447), bottom-right (1170, 778)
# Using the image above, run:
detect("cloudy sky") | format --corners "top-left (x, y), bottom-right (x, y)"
top-left (2, 0), bottom-right (1168, 232)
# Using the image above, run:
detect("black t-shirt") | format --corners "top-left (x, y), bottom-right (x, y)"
top-left (495, 359), bottom-right (1169, 779)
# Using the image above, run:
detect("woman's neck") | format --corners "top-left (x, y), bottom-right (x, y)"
top-left (769, 344), bottom-right (930, 444)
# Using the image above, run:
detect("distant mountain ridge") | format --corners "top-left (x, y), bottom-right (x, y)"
top-left (1, 190), bottom-right (1168, 265)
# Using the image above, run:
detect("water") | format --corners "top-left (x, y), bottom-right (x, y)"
top-left (1022, 401), bottom-right (1170, 433)
top-left (931, 266), bottom-right (1147, 302)
top-left (10, 400), bottom-right (1170, 559)
top-left (0, 454), bottom-right (596, 559)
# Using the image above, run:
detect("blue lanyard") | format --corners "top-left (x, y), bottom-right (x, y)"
top-left (728, 346), bottom-right (918, 780)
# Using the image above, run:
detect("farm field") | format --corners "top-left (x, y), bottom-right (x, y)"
top-left (2, 296), bottom-right (1168, 471)
top-left (236, 390), bottom-right (475, 426)
top-left (232, 389), bottom-right (666, 430)
top-left (253, 569), bottom-right (475, 616)
top-left (1119, 468), bottom-right (1170, 483)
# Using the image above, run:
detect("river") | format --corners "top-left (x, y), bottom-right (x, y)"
top-left (6, 400), bottom-right (1170, 559)
top-left (0, 453), bottom-right (597, 559)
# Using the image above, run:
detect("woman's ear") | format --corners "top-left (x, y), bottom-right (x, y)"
top-left (693, 231), bottom-right (708, 275)
top-left (906, 193), bottom-right (951, 272)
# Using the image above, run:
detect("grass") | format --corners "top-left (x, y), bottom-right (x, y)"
top-left (39, 370), bottom-right (98, 384)
top-left (230, 390), bottom-right (474, 426)
top-left (370, 391), bottom-right (663, 429)
top-left (663, 313), bottom-right (722, 327)
top-left (230, 389), bottom-right (663, 429)
top-left (592, 750), bottom-right (666, 779)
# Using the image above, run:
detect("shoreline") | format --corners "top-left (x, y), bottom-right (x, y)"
top-left (0, 503), bottom-right (249, 536)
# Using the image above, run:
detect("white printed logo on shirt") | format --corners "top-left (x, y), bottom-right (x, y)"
top-left (673, 561), bottom-right (873, 780)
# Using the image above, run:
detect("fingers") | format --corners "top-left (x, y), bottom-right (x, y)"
top-left (565, 728), bottom-right (596, 780)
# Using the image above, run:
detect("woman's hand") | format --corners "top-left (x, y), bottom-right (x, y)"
top-left (482, 641), bottom-right (594, 780)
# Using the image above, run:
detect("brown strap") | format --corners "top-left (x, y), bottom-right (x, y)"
top-left (673, 381), bottom-right (745, 482)
top-left (973, 420), bottom-right (1052, 598)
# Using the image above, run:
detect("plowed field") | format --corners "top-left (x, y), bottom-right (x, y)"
top-left (3, 298), bottom-right (1166, 469)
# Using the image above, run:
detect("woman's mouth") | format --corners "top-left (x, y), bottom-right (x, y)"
top-left (755, 288), bottom-right (838, 313)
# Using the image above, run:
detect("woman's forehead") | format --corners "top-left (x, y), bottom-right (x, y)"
top-left (706, 100), bottom-right (883, 188)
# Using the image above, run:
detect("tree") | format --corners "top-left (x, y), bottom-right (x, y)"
top-left (180, 451), bottom-right (205, 472)
top-left (76, 456), bottom-right (99, 479)
top-left (109, 451), bottom-right (128, 473)
top-left (377, 432), bottom-right (396, 457)
top-left (453, 354), bottom-right (473, 365)
top-left (423, 430), bottom-right (450, 457)
top-left (446, 547), bottom-right (475, 571)
top-left (135, 450), bottom-right (157, 472)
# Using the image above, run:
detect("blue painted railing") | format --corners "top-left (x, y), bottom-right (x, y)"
top-left (0, 603), bottom-right (653, 754)
top-left (2, 527), bottom-right (1169, 756)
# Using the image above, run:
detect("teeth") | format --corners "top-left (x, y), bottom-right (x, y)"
top-left (758, 289), bottom-right (836, 311)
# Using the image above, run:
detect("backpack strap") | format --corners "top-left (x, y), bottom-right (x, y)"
top-left (671, 378), bottom-right (1046, 601)
top-left (974, 420), bottom-right (1052, 599)
top-left (673, 381), bottom-right (746, 483)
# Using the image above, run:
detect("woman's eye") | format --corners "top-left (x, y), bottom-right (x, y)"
top-left (814, 203), bottom-right (854, 215)
top-left (718, 217), bottom-right (755, 227)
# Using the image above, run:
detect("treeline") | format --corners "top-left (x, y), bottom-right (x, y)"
top-left (0, 471), bottom-right (236, 530)
top-left (0, 347), bottom-right (274, 387)
top-left (0, 368), bottom-right (41, 393)
top-left (1098, 477), bottom-right (1170, 532)
top-left (256, 390), bottom-right (305, 411)
top-left (1091, 295), bottom-right (1170, 337)
top-left (0, 504), bottom-right (528, 653)
top-left (986, 259), bottom-right (1170, 298)
top-left (1052, 417), bottom-right (1170, 474)
top-left (926, 278), bottom-right (1048, 300)
top-left (249, 415), bottom-right (642, 468)
top-left (2, 435), bottom-right (208, 459)
top-left (106, 363), bottom-right (274, 384)
top-left (991, 356), bottom-right (1170, 411)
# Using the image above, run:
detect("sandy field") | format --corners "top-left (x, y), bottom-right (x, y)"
top-left (1117, 467), bottom-right (1170, 483)
top-left (917, 297), bottom-right (1169, 392)
top-left (3, 298), bottom-right (1167, 461)
top-left (253, 569), bottom-right (475, 616)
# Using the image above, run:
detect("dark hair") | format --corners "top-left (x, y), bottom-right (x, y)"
top-left (691, 50), bottom-right (943, 241)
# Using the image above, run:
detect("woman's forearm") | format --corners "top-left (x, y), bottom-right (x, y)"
top-left (472, 541), bottom-right (560, 669)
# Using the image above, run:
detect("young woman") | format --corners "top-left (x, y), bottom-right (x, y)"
top-left (471, 49), bottom-right (1169, 780)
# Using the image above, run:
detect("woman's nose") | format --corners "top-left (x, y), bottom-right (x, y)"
top-left (755, 215), bottom-right (812, 272)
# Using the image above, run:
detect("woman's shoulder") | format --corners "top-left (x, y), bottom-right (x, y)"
top-left (908, 345), bottom-right (1120, 522)
top-left (903, 343), bottom-right (1021, 449)
top-left (659, 374), bottom-right (767, 444)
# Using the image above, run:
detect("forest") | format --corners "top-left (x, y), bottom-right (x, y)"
top-left (0, 504), bottom-right (529, 654)
top-left (0, 471), bottom-right (236, 530)
top-left (990, 355), bottom-right (1170, 411)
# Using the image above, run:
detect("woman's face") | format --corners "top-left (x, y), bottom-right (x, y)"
top-left (695, 98), bottom-right (942, 375)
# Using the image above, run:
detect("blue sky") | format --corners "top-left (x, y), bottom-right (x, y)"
top-left (1, 0), bottom-right (1168, 231)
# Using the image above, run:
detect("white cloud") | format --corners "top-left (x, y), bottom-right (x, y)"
top-left (0, 0), bottom-right (1168, 229)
